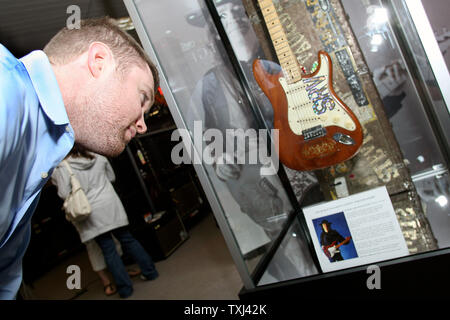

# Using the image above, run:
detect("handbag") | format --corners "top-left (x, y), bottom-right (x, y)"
top-left (62, 160), bottom-right (91, 222)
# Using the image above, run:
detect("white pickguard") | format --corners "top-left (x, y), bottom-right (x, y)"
top-left (279, 54), bottom-right (356, 136)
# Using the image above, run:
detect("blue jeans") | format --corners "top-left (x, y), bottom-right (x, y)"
top-left (95, 227), bottom-right (158, 298)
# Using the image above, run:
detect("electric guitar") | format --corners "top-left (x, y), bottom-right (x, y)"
top-left (323, 236), bottom-right (351, 258)
top-left (253, 0), bottom-right (363, 171)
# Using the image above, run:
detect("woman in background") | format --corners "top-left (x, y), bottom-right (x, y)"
top-left (51, 145), bottom-right (158, 298)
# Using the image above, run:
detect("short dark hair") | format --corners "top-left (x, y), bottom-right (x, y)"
top-left (44, 17), bottom-right (159, 92)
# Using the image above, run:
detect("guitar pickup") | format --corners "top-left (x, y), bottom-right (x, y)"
top-left (302, 125), bottom-right (326, 140)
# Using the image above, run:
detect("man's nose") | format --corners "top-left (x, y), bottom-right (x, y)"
top-left (136, 116), bottom-right (147, 134)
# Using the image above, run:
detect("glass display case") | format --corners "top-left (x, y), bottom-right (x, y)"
top-left (124, 0), bottom-right (450, 297)
top-left (124, 0), bottom-right (320, 289)
top-left (341, 0), bottom-right (450, 254)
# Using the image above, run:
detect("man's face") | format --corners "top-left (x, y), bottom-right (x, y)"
top-left (322, 223), bottom-right (329, 233)
top-left (218, 2), bottom-right (249, 34)
top-left (217, 1), bottom-right (255, 61)
top-left (80, 63), bottom-right (154, 157)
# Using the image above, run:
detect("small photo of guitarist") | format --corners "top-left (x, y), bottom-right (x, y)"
top-left (313, 213), bottom-right (357, 263)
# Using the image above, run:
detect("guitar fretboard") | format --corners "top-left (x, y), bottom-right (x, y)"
top-left (257, 0), bottom-right (302, 83)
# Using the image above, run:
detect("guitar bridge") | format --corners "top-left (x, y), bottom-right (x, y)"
top-left (302, 125), bottom-right (326, 140)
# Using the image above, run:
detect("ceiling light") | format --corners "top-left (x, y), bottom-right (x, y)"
top-left (371, 33), bottom-right (384, 46)
top-left (435, 195), bottom-right (448, 207)
top-left (372, 7), bottom-right (388, 25)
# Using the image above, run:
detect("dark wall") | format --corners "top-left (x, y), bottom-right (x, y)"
top-left (0, 0), bottom-right (129, 57)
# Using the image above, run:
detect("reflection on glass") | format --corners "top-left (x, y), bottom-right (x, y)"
top-left (343, 0), bottom-right (450, 253)
top-left (189, 0), bottom-right (290, 275)
top-left (210, 0), bottom-right (318, 282)
top-left (342, 0), bottom-right (446, 175)
top-left (131, 0), bottom-right (317, 284)
top-left (415, 171), bottom-right (450, 248)
top-left (259, 218), bottom-right (318, 285)
top-left (422, 0), bottom-right (450, 72)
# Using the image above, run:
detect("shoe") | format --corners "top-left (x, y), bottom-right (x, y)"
top-left (140, 272), bottom-right (159, 281)
top-left (127, 268), bottom-right (141, 277)
top-left (103, 283), bottom-right (117, 296)
top-left (119, 288), bottom-right (133, 299)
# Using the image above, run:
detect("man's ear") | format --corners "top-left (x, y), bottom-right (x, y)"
top-left (87, 42), bottom-right (114, 78)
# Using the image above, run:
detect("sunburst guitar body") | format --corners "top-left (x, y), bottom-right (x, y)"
top-left (254, 0), bottom-right (363, 171)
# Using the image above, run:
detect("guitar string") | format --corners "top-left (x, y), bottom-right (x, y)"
top-left (294, 73), bottom-right (303, 134)
top-left (273, 7), bottom-right (303, 133)
top-left (264, 1), bottom-right (304, 135)
top-left (261, 0), bottom-right (359, 148)
top-left (263, 0), bottom-right (310, 135)
top-left (293, 72), bottom-right (302, 134)
top-left (264, 0), bottom-right (353, 133)
top-left (293, 58), bottom-right (306, 134)
top-left (300, 81), bottom-right (308, 133)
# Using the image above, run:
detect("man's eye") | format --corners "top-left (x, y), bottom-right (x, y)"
top-left (141, 94), bottom-right (148, 105)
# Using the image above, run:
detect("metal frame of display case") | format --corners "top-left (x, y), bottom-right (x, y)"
top-left (202, 0), bottom-right (322, 285)
top-left (125, 0), bottom-right (257, 289)
top-left (238, 246), bottom-right (450, 299)
top-left (383, 0), bottom-right (450, 170)
top-left (125, 0), bottom-right (322, 290)
top-left (404, 0), bottom-right (450, 112)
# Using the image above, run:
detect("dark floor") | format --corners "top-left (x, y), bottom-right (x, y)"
top-left (20, 213), bottom-right (243, 300)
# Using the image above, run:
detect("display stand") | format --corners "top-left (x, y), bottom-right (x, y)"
top-left (239, 247), bottom-right (450, 299)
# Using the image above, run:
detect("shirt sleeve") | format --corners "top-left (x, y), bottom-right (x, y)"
top-left (333, 230), bottom-right (346, 244)
top-left (0, 194), bottom-right (36, 300)
top-left (0, 53), bottom-right (30, 299)
top-left (0, 59), bottom-right (26, 169)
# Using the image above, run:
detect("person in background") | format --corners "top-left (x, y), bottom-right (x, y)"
top-left (0, 17), bottom-right (158, 299)
top-left (84, 238), bottom-right (141, 296)
top-left (85, 240), bottom-right (119, 296)
top-left (319, 220), bottom-right (351, 263)
top-left (51, 145), bottom-right (158, 299)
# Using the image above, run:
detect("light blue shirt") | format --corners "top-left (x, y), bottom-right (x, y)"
top-left (0, 44), bottom-right (74, 299)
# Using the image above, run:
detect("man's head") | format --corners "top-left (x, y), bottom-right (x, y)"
top-left (45, 17), bottom-right (160, 157)
top-left (215, 0), bottom-right (257, 62)
top-left (321, 220), bottom-right (331, 233)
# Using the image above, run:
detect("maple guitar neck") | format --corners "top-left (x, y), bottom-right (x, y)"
top-left (257, 0), bottom-right (302, 84)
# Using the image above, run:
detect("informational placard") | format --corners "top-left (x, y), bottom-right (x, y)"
top-left (303, 186), bottom-right (409, 272)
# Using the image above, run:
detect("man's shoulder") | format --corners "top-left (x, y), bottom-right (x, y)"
top-left (0, 43), bottom-right (15, 58)
top-left (0, 44), bottom-right (26, 94)
top-left (0, 45), bottom-right (33, 142)
top-left (0, 45), bottom-right (30, 98)
top-left (0, 44), bottom-right (21, 71)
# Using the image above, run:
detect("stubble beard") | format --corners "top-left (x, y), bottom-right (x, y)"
top-left (73, 84), bottom-right (128, 157)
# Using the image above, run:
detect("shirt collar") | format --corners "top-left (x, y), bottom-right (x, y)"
top-left (20, 50), bottom-right (69, 125)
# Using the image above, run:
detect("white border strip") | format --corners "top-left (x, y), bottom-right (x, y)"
top-left (404, 0), bottom-right (450, 113)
